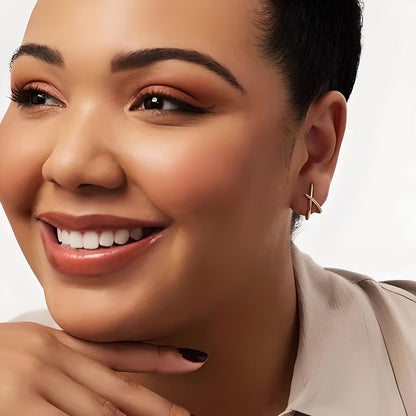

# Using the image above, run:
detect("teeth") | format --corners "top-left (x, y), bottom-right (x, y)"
top-left (57, 228), bottom-right (63, 243)
top-left (83, 231), bottom-right (99, 250)
top-left (131, 228), bottom-right (143, 241)
top-left (99, 230), bottom-right (114, 247)
top-left (114, 229), bottom-right (129, 245)
top-left (56, 227), bottom-right (147, 250)
top-left (61, 230), bottom-right (70, 246)
top-left (69, 231), bottom-right (83, 249)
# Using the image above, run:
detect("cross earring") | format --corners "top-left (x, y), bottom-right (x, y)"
top-left (304, 183), bottom-right (322, 220)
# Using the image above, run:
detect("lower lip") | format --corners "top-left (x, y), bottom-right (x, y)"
top-left (39, 222), bottom-right (165, 276)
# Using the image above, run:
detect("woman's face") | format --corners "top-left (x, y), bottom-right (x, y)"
top-left (0, 0), bottom-right (301, 341)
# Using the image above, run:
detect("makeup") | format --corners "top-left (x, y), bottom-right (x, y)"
top-left (37, 213), bottom-right (168, 276)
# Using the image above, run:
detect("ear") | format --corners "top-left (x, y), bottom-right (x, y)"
top-left (290, 91), bottom-right (347, 218)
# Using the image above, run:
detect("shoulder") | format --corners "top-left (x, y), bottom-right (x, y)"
top-left (292, 244), bottom-right (416, 321)
top-left (290, 245), bottom-right (416, 414)
top-left (326, 266), bottom-right (416, 320)
top-left (292, 243), bottom-right (416, 359)
top-left (325, 266), bottom-right (416, 370)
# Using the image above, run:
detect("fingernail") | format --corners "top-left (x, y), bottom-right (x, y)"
top-left (179, 348), bottom-right (208, 363)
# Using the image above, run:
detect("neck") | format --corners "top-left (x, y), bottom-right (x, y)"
top-left (124, 243), bottom-right (299, 416)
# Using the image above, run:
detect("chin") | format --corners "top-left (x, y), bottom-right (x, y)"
top-left (46, 296), bottom-right (182, 343)
top-left (51, 310), bottom-right (130, 342)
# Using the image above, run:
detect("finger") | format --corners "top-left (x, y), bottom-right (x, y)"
top-left (31, 403), bottom-right (69, 416)
top-left (52, 329), bottom-right (207, 374)
top-left (37, 364), bottom-right (126, 416)
top-left (8, 395), bottom-right (69, 416)
top-left (55, 343), bottom-right (191, 416)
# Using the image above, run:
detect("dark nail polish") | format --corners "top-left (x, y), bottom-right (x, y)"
top-left (179, 348), bottom-right (208, 363)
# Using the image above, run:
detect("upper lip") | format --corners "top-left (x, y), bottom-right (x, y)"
top-left (37, 212), bottom-right (169, 232)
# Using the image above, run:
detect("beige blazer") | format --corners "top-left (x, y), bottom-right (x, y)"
top-left (9, 244), bottom-right (416, 416)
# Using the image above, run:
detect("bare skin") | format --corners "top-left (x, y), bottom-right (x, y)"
top-left (0, 322), bottom-right (206, 415)
top-left (0, 0), bottom-right (346, 415)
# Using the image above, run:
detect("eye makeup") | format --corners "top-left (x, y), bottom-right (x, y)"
top-left (10, 82), bottom-right (66, 109)
top-left (129, 85), bottom-right (214, 115)
top-left (9, 82), bottom-right (215, 118)
top-left (10, 84), bottom-right (65, 108)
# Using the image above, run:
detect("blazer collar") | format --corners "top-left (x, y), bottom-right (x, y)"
top-left (279, 244), bottom-right (407, 416)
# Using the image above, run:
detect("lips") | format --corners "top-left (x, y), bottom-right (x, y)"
top-left (37, 212), bottom-right (169, 276)
top-left (37, 212), bottom-right (168, 231)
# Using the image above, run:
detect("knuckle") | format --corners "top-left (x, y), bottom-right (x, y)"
top-left (0, 357), bottom-right (44, 402)
top-left (0, 322), bottom-right (49, 346)
top-left (95, 396), bottom-right (125, 416)
top-left (12, 355), bottom-right (49, 394)
top-left (115, 371), bottom-right (143, 393)
top-left (150, 344), bottom-right (163, 373)
top-left (154, 345), bottom-right (172, 373)
top-left (169, 402), bottom-right (190, 416)
top-left (0, 382), bottom-right (21, 405)
top-left (16, 353), bottom-right (47, 377)
top-left (23, 323), bottom-right (56, 353)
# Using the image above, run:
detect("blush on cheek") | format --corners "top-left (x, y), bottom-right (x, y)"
top-left (0, 117), bottom-right (45, 211)
top-left (138, 136), bottom-right (254, 220)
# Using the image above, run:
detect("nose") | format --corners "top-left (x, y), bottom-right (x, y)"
top-left (42, 109), bottom-right (126, 192)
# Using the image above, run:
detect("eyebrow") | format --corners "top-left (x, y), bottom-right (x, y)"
top-left (10, 43), bottom-right (245, 93)
top-left (111, 48), bottom-right (245, 93)
top-left (10, 43), bottom-right (64, 70)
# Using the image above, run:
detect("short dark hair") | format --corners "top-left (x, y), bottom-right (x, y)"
top-left (254, 0), bottom-right (363, 236)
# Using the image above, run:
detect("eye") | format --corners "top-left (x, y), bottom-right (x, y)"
top-left (130, 90), bottom-right (211, 115)
top-left (10, 86), bottom-right (65, 108)
top-left (139, 95), bottom-right (181, 111)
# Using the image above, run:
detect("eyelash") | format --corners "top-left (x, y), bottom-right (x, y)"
top-left (10, 84), bottom-right (64, 108)
top-left (9, 84), bottom-right (212, 115)
top-left (131, 87), bottom-right (211, 114)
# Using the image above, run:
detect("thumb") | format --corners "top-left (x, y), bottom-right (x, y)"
top-left (52, 328), bottom-right (208, 374)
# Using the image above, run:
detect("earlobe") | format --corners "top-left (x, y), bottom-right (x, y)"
top-left (290, 91), bottom-right (347, 218)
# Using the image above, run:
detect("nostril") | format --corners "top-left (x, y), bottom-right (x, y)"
top-left (41, 148), bottom-right (127, 192)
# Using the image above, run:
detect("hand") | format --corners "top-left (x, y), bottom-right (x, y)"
top-left (0, 322), bottom-right (205, 415)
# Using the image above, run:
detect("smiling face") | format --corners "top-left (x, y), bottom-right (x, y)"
top-left (0, 0), bottom-right (305, 341)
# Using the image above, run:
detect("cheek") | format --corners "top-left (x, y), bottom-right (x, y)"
top-left (0, 112), bottom-right (51, 274)
top-left (0, 112), bottom-right (47, 213)
top-left (122, 117), bottom-right (267, 221)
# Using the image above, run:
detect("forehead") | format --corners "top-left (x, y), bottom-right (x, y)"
top-left (24, 0), bottom-right (260, 64)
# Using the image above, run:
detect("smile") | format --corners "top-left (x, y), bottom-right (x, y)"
top-left (57, 227), bottom-right (159, 250)
top-left (37, 212), bottom-right (169, 276)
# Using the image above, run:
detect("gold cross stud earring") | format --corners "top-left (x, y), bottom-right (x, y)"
top-left (304, 183), bottom-right (323, 220)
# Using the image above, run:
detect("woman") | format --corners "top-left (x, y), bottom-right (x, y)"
top-left (0, 1), bottom-right (415, 415)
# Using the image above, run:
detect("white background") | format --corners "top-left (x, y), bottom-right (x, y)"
top-left (1, 1), bottom-right (415, 322)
